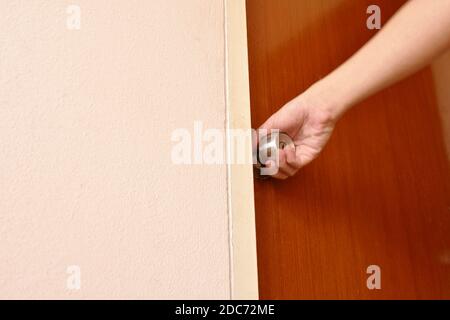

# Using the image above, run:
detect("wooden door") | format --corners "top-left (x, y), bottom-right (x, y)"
top-left (246, 0), bottom-right (450, 299)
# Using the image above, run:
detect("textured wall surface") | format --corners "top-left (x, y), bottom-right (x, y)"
top-left (0, 0), bottom-right (230, 299)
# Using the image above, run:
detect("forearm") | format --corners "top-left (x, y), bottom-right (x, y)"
top-left (306, 0), bottom-right (450, 118)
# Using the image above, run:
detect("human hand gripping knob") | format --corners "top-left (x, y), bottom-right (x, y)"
top-left (260, 0), bottom-right (450, 180)
top-left (259, 92), bottom-right (338, 180)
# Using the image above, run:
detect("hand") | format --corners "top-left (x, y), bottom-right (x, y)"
top-left (260, 92), bottom-right (338, 179)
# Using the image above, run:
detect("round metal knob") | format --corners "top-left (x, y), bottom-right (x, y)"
top-left (254, 132), bottom-right (294, 179)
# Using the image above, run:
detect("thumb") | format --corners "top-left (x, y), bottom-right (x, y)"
top-left (259, 114), bottom-right (276, 131)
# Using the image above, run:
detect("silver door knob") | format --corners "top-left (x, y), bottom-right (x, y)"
top-left (254, 132), bottom-right (294, 179)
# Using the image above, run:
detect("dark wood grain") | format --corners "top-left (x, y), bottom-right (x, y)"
top-left (246, 0), bottom-right (450, 299)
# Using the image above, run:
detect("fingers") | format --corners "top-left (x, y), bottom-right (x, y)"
top-left (285, 145), bottom-right (302, 170)
top-left (259, 114), bottom-right (275, 131)
top-left (266, 146), bottom-right (300, 180)
top-left (278, 148), bottom-right (297, 176)
top-left (264, 160), bottom-right (289, 180)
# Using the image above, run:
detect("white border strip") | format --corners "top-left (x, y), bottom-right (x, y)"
top-left (224, 0), bottom-right (259, 300)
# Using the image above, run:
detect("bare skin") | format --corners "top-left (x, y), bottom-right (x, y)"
top-left (261, 0), bottom-right (450, 179)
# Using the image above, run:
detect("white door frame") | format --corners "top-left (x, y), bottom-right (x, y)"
top-left (225, 0), bottom-right (259, 300)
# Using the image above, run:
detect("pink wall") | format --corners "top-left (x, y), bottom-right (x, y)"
top-left (0, 0), bottom-right (230, 299)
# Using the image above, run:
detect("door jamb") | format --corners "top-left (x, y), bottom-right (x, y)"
top-left (225, 0), bottom-right (259, 300)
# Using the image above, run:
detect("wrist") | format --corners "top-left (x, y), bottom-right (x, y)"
top-left (303, 77), bottom-right (351, 121)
